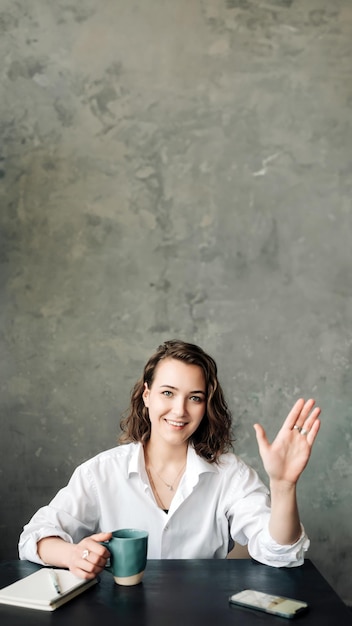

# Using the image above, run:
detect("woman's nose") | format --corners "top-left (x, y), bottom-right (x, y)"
top-left (172, 397), bottom-right (187, 417)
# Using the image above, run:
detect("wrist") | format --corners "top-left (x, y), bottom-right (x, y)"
top-left (37, 537), bottom-right (73, 568)
top-left (269, 479), bottom-right (297, 497)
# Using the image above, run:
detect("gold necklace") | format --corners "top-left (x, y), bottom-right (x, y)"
top-left (146, 466), bottom-right (168, 510)
top-left (148, 461), bottom-right (186, 491)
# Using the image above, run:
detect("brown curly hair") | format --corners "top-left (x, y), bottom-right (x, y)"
top-left (119, 339), bottom-right (233, 463)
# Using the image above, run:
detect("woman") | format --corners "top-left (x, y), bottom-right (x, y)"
top-left (19, 339), bottom-right (321, 579)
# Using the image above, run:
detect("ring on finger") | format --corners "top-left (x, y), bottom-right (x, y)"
top-left (82, 549), bottom-right (89, 560)
top-left (293, 425), bottom-right (302, 432)
top-left (300, 428), bottom-right (309, 436)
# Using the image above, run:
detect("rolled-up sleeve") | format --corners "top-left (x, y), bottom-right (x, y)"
top-left (226, 459), bottom-right (310, 567)
top-left (250, 523), bottom-right (310, 567)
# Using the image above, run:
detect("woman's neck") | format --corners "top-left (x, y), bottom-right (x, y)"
top-left (144, 439), bottom-right (188, 470)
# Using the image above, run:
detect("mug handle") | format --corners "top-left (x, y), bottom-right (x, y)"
top-left (100, 540), bottom-right (113, 573)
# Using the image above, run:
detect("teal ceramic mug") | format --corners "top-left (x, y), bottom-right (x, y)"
top-left (102, 529), bottom-right (148, 586)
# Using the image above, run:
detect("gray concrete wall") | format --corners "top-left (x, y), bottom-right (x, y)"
top-left (1, 0), bottom-right (351, 605)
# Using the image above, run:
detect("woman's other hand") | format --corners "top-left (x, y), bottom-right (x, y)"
top-left (253, 398), bottom-right (321, 486)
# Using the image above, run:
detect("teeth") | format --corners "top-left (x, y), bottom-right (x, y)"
top-left (167, 420), bottom-right (186, 427)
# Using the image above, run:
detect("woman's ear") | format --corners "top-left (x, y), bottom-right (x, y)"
top-left (142, 382), bottom-right (150, 407)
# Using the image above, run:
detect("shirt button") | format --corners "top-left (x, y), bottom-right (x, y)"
top-left (164, 525), bottom-right (169, 531)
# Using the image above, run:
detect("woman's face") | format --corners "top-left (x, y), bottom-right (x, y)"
top-left (142, 357), bottom-right (206, 449)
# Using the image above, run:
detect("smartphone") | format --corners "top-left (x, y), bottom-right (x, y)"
top-left (229, 589), bottom-right (309, 619)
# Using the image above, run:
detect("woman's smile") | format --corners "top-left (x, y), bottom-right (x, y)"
top-left (164, 419), bottom-right (188, 428)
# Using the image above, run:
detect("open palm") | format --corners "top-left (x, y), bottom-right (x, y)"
top-left (253, 398), bottom-right (321, 485)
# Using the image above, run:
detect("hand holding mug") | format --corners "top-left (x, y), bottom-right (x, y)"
top-left (68, 532), bottom-right (112, 579)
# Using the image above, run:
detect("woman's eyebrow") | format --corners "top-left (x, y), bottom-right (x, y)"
top-left (159, 385), bottom-right (206, 395)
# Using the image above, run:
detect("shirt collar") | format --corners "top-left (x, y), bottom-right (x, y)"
top-left (186, 444), bottom-right (218, 476)
top-left (127, 442), bottom-right (145, 476)
top-left (127, 441), bottom-right (218, 478)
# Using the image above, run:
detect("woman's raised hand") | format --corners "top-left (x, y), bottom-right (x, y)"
top-left (253, 398), bottom-right (321, 486)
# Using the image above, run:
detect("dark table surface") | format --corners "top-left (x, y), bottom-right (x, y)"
top-left (0, 559), bottom-right (351, 625)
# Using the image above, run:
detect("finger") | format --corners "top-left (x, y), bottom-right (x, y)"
top-left (79, 558), bottom-right (100, 575)
top-left (253, 423), bottom-right (269, 452)
top-left (77, 564), bottom-right (100, 580)
top-left (296, 399), bottom-right (317, 428)
top-left (284, 398), bottom-right (306, 429)
top-left (306, 416), bottom-right (321, 445)
top-left (301, 406), bottom-right (321, 432)
top-left (85, 533), bottom-right (111, 555)
top-left (87, 545), bottom-right (111, 565)
top-left (81, 547), bottom-right (108, 569)
top-left (70, 566), bottom-right (97, 581)
top-left (288, 398), bottom-right (317, 430)
top-left (78, 549), bottom-right (107, 577)
top-left (78, 535), bottom-right (111, 567)
top-left (90, 532), bottom-right (112, 542)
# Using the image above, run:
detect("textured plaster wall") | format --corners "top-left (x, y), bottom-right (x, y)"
top-left (0, 0), bottom-right (351, 604)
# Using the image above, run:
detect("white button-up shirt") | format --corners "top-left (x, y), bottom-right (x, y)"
top-left (19, 443), bottom-right (309, 567)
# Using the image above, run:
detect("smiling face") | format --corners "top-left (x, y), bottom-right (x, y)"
top-left (142, 357), bottom-right (206, 449)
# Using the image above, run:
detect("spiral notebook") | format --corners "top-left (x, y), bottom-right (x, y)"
top-left (0, 567), bottom-right (98, 611)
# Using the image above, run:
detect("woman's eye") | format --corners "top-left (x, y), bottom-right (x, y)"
top-left (162, 390), bottom-right (173, 397)
top-left (190, 395), bottom-right (202, 403)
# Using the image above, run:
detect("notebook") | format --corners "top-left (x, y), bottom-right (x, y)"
top-left (0, 567), bottom-right (98, 611)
